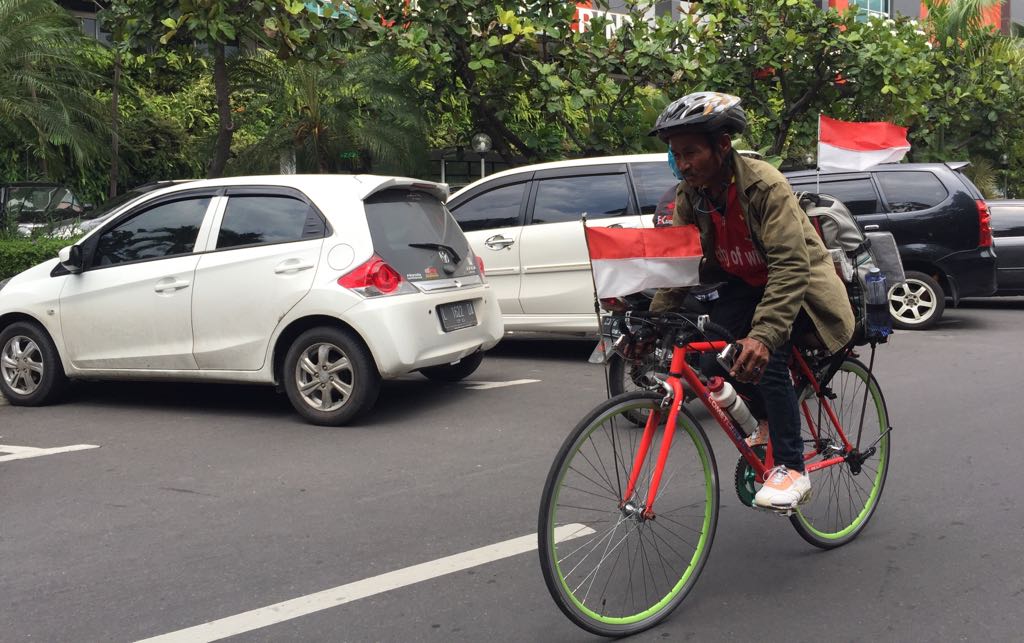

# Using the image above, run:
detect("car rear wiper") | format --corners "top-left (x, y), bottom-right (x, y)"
top-left (408, 242), bottom-right (461, 264)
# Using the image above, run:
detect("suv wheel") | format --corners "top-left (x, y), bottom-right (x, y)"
top-left (283, 327), bottom-right (381, 426)
top-left (0, 321), bottom-right (68, 406)
top-left (889, 270), bottom-right (945, 330)
top-left (419, 351), bottom-right (484, 382)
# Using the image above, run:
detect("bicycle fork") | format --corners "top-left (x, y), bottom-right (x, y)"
top-left (619, 347), bottom-right (694, 521)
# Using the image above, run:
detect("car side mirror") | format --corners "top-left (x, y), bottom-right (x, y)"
top-left (58, 245), bottom-right (84, 274)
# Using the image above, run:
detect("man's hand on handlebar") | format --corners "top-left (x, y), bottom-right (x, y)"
top-left (731, 337), bottom-right (769, 383)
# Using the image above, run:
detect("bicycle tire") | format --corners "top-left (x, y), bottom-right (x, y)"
top-left (790, 358), bottom-right (891, 549)
top-left (538, 391), bottom-right (719, 637)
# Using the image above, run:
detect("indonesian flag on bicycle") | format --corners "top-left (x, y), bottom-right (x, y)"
top-left (585, 225), bottom-right (702, 298)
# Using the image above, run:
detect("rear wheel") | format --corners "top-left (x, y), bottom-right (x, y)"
top-left (889, 270), bottom-right (945, 330)
top-left (419, 351), bottom-right (484, 382)
top-left (790, 359), bottom-right (890, 549)
top-left (538, 392), bottom-right (719, 637)
top-left (282, 326), bottom-right (380, 426)
top-left (0, 321), bottom-right (68, 406)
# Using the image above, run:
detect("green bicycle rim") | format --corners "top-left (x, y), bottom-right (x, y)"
top-left (548, 400), bottom-right (715, 625)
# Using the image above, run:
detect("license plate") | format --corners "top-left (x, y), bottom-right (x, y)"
top-left (438, 300), bottom-right (477, 332)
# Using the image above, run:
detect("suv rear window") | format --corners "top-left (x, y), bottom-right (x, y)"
top-left (364, 188), bottom-right (476, 282)
top-left (876, 171), bottom-right (948, 212)
top-left (789, 176), bottom-right (881, 217)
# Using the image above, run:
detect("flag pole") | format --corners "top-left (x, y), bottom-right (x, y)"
top-left (580, 213), bottom-right (613, 398)
top-left (816, 112), bottom-right (822, 193)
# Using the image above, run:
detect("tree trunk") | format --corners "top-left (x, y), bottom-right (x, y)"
top-left (208, 42), bottom-right (233, 178)
top-left (109, 49), bottom-right (121, 198)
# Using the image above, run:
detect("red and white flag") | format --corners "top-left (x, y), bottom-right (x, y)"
top-left (817, 114), bottom-right (910, 172)
top-left (585, 225), bottom-right (702, 298)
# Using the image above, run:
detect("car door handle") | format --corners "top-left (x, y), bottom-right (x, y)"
top-left (274, 259), bottom-right (315, 274)
top-left (863, 225), bottom-right (881, 231)
top-left (154, 278), bottom-right (190, 293)
top-left (484, 235), bottom-right (515, 250)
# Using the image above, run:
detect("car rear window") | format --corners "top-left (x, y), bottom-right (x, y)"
top-left (364, 188), bottom-right (477, 282)
top-left (789, 176), bottom-right (881, 217)
top-left (876, 171), bottom-right (948, 212)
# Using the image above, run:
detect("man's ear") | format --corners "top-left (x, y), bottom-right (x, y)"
top-left (718, 133), bottom-right (733, 155)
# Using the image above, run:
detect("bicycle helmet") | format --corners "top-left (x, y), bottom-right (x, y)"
top-left (649, 92), bottom-right (747, 140)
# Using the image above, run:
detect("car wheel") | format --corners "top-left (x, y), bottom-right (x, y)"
top-left (282, 326), bottom-right (380, 426)
top-left (889, 270), bottom-right (946, 330)
top-left (420, 351), bottom-right (484, 382)
top-left (0, 321), bottom-right (68, 406)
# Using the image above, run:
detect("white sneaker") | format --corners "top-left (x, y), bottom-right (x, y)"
top-left (754, 466), bottom-right (811, 509)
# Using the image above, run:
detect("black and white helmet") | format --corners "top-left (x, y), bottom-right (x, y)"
top-left (649, 92), bottom-right (747, 140)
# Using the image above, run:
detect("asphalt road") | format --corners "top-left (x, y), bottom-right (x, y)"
top-left (2, 299), bottom-right (1023, 642)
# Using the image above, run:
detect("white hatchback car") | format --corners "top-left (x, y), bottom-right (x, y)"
top-left (0, 175), bottom-right (503, 425)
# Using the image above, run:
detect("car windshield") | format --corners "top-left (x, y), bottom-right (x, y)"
top-left (83, 184), bottom-right (172, 224)
top-left (3, 185), bottom-right (82, 224)
top-left (363, 188), bottom-right (476, 282)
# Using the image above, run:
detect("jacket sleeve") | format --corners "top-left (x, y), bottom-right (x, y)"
top-left (649, 187), bottom-right (696, 312)
top-left (747, 182), bottom-right (810, 352)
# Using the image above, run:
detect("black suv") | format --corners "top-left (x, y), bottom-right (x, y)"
top-left (785, 163), bottom-right (997, 330)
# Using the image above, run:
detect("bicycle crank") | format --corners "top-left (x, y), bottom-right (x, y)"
top-left (733, 445), bottom-right (767, 507)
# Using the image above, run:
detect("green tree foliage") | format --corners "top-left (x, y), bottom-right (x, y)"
top-left (230, 51), bottom-right (428, 175)
top-left (661, 0), bottom-right (935, 160)
top-left (105, 0), bottom-right (360, 178)
top-left (0, 0), bottom-right (108, 179)
top-left (364, 1), bottom-right (685, 162)
top-left (915, 0), bottom-right (1023, 186)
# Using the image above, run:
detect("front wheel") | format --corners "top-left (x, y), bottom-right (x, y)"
top-left (538, 392), bottom-right (719, 637)
top-left (0, 321), bottom-right (68, 406)
top-left (282, 326), bottom-right (380, 426)
top-left (790, 359), bottom-right (891, 549)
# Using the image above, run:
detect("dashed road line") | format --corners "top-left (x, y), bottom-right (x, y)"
top-left (0, 444), bottom-right (100, 462)
top-left (464, 379), bottom-right (541, 390)
top-left (136, 523), bottom-right (595, 643)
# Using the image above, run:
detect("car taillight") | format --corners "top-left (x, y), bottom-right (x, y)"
top-left (338, 256), bottom-right (412, 297)
top-left (977, 200), bottom-right (993, 248)
top-left (475, 255), bottom-right (485, 276)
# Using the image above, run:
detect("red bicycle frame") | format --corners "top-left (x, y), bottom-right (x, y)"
top-left (620, 339), bottom-right (849, 518)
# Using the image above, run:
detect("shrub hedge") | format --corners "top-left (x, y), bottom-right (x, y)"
top-left (0, 238), bottom-right (74, 280)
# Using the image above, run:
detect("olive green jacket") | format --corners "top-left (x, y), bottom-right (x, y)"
top-left (650, 150), bottom-right (855, 354)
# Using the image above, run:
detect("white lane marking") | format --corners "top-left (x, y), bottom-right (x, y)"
top-left (0, 444), bottom-right (100, 462)
top-left (137, 523), bottom-right (595, 643)
top-left (464, 379), bottom-right (541, 390)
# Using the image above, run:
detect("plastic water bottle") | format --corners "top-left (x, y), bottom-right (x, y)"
top-left (864, 267), bottom-right (892, 339)
top-left (707, 377), bottom-right (759, 434)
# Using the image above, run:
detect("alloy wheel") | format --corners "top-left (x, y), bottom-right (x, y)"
top-left (889, 278), bottom-right (938, 326)
top-left (1, 335), bottom-right (44, 395)
top-left (294, 342), bottom-right (355, 412)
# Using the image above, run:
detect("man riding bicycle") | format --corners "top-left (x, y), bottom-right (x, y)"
top-left (647, 91), bottom-right (855, 509)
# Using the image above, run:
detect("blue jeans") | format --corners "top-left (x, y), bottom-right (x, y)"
top-left (700, 281), bottom-right (805, 472)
